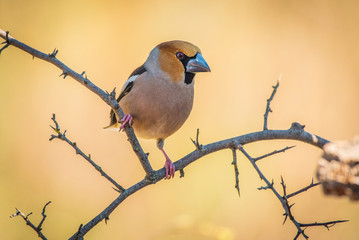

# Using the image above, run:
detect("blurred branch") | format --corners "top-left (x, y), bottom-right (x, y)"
top-left (1, 28), bottom-right (347, 239)
top-left (10, 201), bottom-right (51, 240)
top-left (49, 114), bottom-right (125, 193)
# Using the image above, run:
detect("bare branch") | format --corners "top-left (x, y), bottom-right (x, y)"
top-left (238, 146), bottom-right (347, 239)
top-left (263, 78), bottom-right (280, 130)
top-left (49, 114), bottom-right (125, 193)
top-left (300, 220), bottom-right (349, 229)
top-left (37, 201), bottom-right (51, 231)
top-left (254, 145), bottom-right (295, 162)
top-left (10, 202), bottom-right (51, 240)
top-left (190, 128), bottom-right (202, 151)
top-left (0, 29), bottom-right (154, 178)
top-left (231, 148), bottom-right (240, 196)
top-left (287, 179), bottom-right (321, 199)
top-left (2, 28), bottom-right (346, 239)
top-left (68, 179), bottom-right (150, 240)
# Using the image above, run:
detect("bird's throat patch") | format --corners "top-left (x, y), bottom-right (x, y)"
top-left (184, 72), bottom-right (195, 85)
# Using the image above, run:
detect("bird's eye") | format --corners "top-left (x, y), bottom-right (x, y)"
top-left (176, 52), bottom-right (185, 60)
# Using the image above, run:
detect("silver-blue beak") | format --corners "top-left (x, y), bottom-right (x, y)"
top-left (186, 53), bottom-right (211, 73)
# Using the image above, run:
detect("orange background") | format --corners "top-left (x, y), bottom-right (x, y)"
top-left (1, 1), bottom-right (359, 239)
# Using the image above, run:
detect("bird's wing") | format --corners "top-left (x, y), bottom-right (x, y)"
top-left (104, 64), bottom-right (147, 130)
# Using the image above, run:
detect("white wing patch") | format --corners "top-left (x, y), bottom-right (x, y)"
top-left (121, 74), bottom-right (138, 92)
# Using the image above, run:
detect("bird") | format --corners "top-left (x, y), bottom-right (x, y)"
top-left (105, 40), bottom-right (210, 179)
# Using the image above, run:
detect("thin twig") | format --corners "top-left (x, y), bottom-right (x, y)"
top-left (237, 146), bottom-right (304, 237)
top-left (263, 79), bottom-right (280, 131)
top-left (10, 202), bottom-right (51, 240)
top-left (37, 201), bottom-right (51, 231)
top-left (190, 128), bottom-right (202, 150)
top-left (49, 114), bottom-right (125, 193)
top-left (253, 145), bottom-right (295, 162)
top-left (231, 148), bottom-right (240, 196)
top-left (287, 179), bottom-right (321, 199)
top-left (300, 220), bottom-right (349, 229)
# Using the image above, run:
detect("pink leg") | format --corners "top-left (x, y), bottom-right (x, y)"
top-left (159, 147), bottom-right (175, 179)
top-left (119, 114), bottom-right (133, 131)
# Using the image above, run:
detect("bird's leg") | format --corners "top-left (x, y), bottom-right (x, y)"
top-left (157, 139), bottom-right (175, 179)
top-left (119, 114), bottom-right (133, 130)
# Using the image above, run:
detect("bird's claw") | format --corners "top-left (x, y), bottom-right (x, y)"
top-left (119, 114), bottom-right (133, 131)
top-left (164, 158), bottom-right (175, 179)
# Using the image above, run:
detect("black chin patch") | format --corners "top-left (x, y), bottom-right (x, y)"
top-left (184, 72), bottom-right (195, 85)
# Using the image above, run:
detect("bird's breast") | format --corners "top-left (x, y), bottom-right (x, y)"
top-left (120, 76), bottom-right (194, 140)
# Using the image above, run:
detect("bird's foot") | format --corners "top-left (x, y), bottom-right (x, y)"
top-left (119, 114), bottom-right (133, 131)
top-left (164, 158), bottom-right (175, 179)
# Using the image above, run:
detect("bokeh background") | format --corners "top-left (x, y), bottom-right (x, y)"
top-left (1, 0), bottom-right (359, 239)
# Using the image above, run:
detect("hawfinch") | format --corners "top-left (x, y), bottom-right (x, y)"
top-left (105, 40), bottom-right (210, 179)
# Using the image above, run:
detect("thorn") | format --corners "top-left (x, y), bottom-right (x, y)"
top-left (180, 169), bottom-right (185, 178)
top-left (109, 87), bottom-right (116, 100)
top-left (81, 71), bottom-right (86, 76)
top-left (0, 31), bottom-right (10, 54)
top-left (59, 71), bottom-right (68, 79)
top-left (112, 187), bottom-right (121, 193)
top-left (26, 212), bottom-right (33, 219)
top-left (49, 48), bottom-right (58, 57)
top-left (283, 213), bottom-right (288, 225)
top-left (190, 128), bottom-right (202, 150)
top-left (257, 180), bottom-right (274, 191)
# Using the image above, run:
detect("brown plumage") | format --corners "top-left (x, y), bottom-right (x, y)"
top-left (105, 40), bottom-right (210, 179)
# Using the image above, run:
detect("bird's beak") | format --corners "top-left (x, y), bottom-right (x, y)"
top-left (186, 53), bottom-right (211, 73)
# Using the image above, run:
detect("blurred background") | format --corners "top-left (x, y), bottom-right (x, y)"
top-left (1, 0), bottom-right (359, 239)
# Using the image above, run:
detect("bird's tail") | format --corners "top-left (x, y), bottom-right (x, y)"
top-left (103, 122), bottom-right (121, 131)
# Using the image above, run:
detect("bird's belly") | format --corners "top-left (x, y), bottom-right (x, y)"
top-left (133, 98), bottom-right (193, 140)
top-left (121, 84), bottom-right (194, 140)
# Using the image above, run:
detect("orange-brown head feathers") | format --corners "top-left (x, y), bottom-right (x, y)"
top-left (145, 40), bottom-right (210, 83)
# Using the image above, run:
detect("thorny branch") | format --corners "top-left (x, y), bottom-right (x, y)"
top-left (1, 29), bottom-right (348, 239)
top-left (253, 145), bottom-right (295, 162)
top-left (9, 201), bottom-right (51, 240)
top-left (238, 146), bottom-right (347, 239)
top-left (263, 78), bottom-right (280, 131)
top-left (231, 148), bottom-right (240, 196)
top-left (49, 114), bottom-right (125, 193)
top-left (0, 29), bottom-right (154, 178)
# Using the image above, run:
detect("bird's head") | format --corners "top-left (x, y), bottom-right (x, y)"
top-left (145, 40), bottom-right (210, 84)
